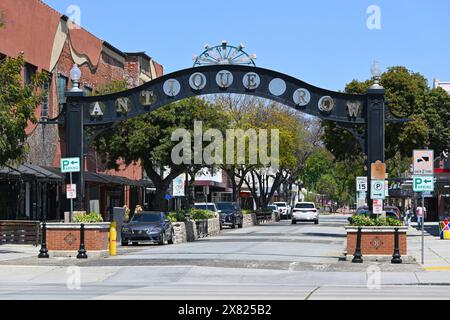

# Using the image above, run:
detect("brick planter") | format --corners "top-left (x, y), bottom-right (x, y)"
top-left (45, 223), bottom-right (111, 257)
top-left (346, 226), bottom-right (408, 256)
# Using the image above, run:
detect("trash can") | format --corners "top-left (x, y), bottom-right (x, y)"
top-left (439, 219), bottom-right (450, 240)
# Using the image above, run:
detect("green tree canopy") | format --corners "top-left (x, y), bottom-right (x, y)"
top-left (96, 97), bottom-right (227, 210)
top-left (0, 54), bottom-right (45, 166)
top-left (322, 66), bottom-right (449, 177)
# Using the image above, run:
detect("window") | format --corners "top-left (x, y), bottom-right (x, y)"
top-left (83, 85), bottom-right (93, 96)
top-left (41, 76), bottom-right (51, 119)
top-left (24, 63), bottom-right (37, 85)
top-left (57, 75), bottom-right (68, 110)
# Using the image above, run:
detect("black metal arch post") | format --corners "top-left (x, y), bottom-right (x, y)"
top-left (65, 91), bottom-right (85, 211)
top-left (64, 65), bottom-right (386, 213)
top-left (366, 84), bottom-right (386, 211)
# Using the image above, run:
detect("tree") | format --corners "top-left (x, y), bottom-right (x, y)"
top-left (0, 54), bottom-right (45, 167)
top-left (96, 97), bottom-right (227, 210)
top-left (239, 101), bottom-right (316, 209)
top-left (322, 66), bottom-right (433, 177)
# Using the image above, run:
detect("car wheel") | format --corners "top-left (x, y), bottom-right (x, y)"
top-left (132, 242), bottom-right (139, 246)
top-left (292, 220), bottom-right (297, 225)
top-left (159, 232), bottom-right (166, 246)
top-left (315, 220), bottom-right (319, 225)
top-left (238, 219), bottom-right (243, 228)
top-left (121, 241), bottom-right (129, 246)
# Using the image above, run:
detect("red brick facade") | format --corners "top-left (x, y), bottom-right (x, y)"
top-left (0, 0), bottom-right (164, 220)
top-left (46, 225), bottom-right (110, 252)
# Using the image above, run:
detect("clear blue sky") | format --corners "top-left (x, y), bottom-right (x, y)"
top-left (43, 0), bottom-right (450, 91)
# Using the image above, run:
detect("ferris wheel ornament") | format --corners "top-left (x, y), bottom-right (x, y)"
top-left (193, 41), bottom-right (257, 67)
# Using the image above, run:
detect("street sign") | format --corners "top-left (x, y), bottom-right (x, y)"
top-left (385, 180), bottom-right (390, 197)
top-left (165, 194), bottom-right (172, 201)
top-left (66, 184), bottom-right (77, 199)
top-left (356, 177), bottom-right (368, 192)
top-left (371, 180), bottom-right (386, 200)
top-left (172, 175), bottom-right (185, 197)
top-left (413, 176), bottom-right (435, 192)
top-left (413, 150), bottom-right (434, 175)
top-left (373, 199), bottom-right (383, 214)
top-left (61, 158), bottom-right (81, 173)
top-left (371, 161), bottom-right (386, 180)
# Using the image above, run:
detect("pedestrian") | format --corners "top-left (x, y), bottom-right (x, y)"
top-left (405, 207), bottom-right (412, 227)
top-left (416, 205), bottom-right (425, 230)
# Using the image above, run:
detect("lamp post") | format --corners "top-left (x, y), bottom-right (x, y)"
top-left (66, 64), bottom-right (85, 212)
top-left (366, 61), bottom-right (386, 215)
top-left (69, 64), bottom-right (82, 92)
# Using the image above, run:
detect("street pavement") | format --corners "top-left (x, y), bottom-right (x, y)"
top-left (0, 215), bottom-right (450, 300)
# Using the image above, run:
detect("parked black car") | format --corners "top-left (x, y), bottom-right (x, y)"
top-left (121, 212), bottom-right (174, 246)
top-left (215, 202), bottom-right (243, 229)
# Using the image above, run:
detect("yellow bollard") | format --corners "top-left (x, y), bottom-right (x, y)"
top-left (110, 222), bottom-right (117, 256)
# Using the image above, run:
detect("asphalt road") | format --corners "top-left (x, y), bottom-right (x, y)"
top-left (1, 215), bottom-right (449, 300)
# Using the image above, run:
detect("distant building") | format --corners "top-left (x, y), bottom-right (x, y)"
top-left (0, 0), bottom-right (163, 221)
top-left (434, 79), bottom-right (450, 94)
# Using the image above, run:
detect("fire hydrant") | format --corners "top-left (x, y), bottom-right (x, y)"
top-left (110, 222), bottom-right (117, 256)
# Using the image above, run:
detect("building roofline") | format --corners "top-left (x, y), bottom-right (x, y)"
top-left (125, 51), bottom-right (153, 60)
top-left (103, 41), bottom-right (128, 59)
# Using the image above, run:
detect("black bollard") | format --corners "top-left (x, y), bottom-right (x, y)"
top-left (77, 223), bottom-right (88, 259)
top-left (352, 227), bottom-right (363, 263)
top-left (38, 222), bottom-right (50, 259)
top-left (391, 228), bottom-right (402, 264)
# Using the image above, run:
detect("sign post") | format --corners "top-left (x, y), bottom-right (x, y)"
top-left (413, 150), bottom-right (435, 265)
top-left (61, 158), bottom-right (81, 222)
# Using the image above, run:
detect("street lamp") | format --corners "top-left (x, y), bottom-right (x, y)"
top-left (370, 60), bottom-right (382, 88)
top-left (70, 64), bottom-right (82, 92)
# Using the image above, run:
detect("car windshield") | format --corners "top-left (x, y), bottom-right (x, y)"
top-left (131, 213), bottom-right (162, 223)
top-left (296, 204), bottom-right (315, 209)
top-left (195, 205), bottom-right (216, 212)
top-left (275, 203), bottom-right (286, 207)
top-left (216, 203), bottom-right (236, 211)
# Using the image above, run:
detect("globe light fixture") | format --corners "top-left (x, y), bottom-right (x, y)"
top-left (371, 60), bottom-right (381, 85)
top-left (70, 64), bottom-right (82, 92)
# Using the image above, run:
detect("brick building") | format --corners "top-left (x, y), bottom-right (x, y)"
top-left (0, 0), bottom-right (163, 221)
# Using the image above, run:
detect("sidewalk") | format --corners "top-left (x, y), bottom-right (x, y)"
top-left (0, 245), bottom-right (38, 262)
top-left (408, 222), bottom-right (450, 271)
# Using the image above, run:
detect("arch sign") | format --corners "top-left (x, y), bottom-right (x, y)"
top-left (65, 64), bottom-right (386, 211)
top-left (74, 65), bottom-right (366, 126)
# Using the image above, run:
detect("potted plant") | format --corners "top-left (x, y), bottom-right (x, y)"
top-left (346, 215), bottom-right (408, 256)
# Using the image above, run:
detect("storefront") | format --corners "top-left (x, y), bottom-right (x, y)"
top-left (0, 165), bottom-right (62, 221)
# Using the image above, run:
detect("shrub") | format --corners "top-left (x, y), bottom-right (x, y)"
top-left (73, 212), bottom-right (104, 223)
top-left (168, 211), bottom-right (187, 223)
top-left (242, 210), bottom-right (255, 215)
top-left (190, 209), bottom-right (216, 221)
top-left (350, 215), bottom-right (403, 227)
